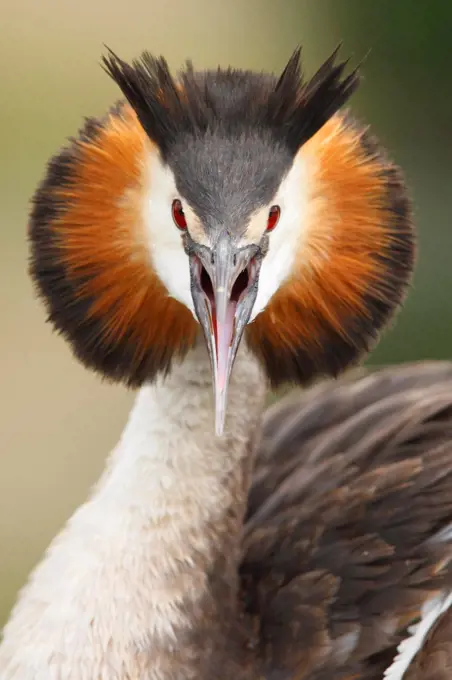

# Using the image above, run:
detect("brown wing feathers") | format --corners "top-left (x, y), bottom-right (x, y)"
top-left (242, 362), bottom-right (452, 678)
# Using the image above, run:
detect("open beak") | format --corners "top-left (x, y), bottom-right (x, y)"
top-left (189, 235), bottom-right (260, 436)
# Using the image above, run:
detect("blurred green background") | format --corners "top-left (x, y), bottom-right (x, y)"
top-left (1, 0), bottom-right (451, 627)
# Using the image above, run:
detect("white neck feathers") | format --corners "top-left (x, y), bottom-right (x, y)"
top-left (0, 342), bottom-right (266, 679)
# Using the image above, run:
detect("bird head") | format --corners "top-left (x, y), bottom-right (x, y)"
top-left (29, 47), bottom-right (415, 435)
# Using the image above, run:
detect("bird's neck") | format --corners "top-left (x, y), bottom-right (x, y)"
top-left (0, 341), bottom-right (266, 679)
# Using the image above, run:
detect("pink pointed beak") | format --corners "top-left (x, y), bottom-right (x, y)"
top-left (189, 236), bottom-right (260, 436)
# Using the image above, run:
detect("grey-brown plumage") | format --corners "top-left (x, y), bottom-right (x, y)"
top-left (240, 361), bottom-right (452, 678)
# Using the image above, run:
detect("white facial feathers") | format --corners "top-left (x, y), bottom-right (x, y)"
top-left (143, 150), bottom-right (195, 314)
top-left (245, 154), bottom-right (310, 319)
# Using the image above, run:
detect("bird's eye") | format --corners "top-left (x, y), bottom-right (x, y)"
top-left (266, 205), bottom-right (280, 232)
top-left (172, 199), bottom-right (187, 230)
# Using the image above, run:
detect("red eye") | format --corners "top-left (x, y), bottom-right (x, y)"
top-left (172, 199), bottom-right (187, 230)
top-left (266, 205), bottom-right (280, 232)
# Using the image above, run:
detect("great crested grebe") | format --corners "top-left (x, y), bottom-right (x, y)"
top-left (1, 47), bottom-right (452, 679)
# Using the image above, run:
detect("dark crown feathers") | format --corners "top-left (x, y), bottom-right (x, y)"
top-left (102, 46), bottom-right (359, 156)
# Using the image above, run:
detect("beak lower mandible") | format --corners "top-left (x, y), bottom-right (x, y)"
top-left (191, 234), bottom-right (259, 436)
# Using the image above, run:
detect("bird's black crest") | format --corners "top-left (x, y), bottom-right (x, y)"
top-left (102, 46), bottom-right (359, 156)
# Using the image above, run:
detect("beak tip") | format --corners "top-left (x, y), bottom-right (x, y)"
top-left (214, 389), bottom-right (227, 437)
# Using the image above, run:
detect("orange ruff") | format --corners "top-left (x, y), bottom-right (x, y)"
top-left (246, 114), bottom-right (412, 372)
top-left (53, 105), bottom-right (197, 366)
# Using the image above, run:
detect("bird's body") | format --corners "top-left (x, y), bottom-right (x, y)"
top-left (1, 48), bottom-right (452, 678)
